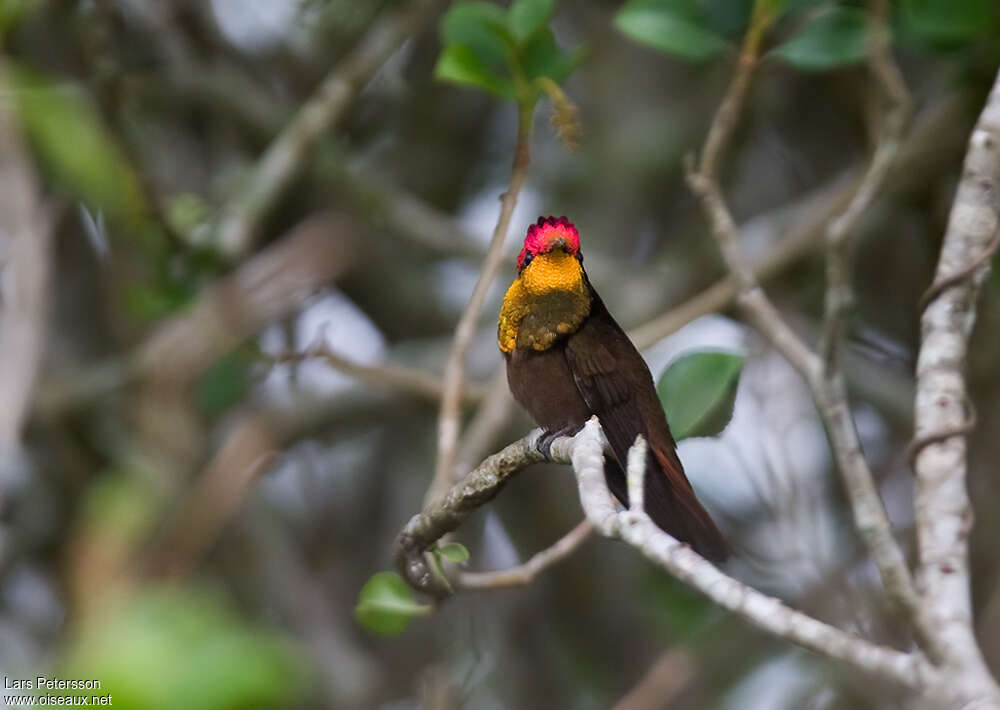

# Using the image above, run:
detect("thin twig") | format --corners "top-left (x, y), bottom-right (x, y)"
top-left (818, 0), bottom-right (912, 373)
top-left (454, 367), bottom-right (517, 477)
top-left (912, 67), bottom-right (1000, 708)
top-left (907, 398), bottom-right (976, 468)
top-left (632, 169), bottom-right (859, 349)
top-left (917, 223), bottom-right (1000, 312)
top-left (457, 520), bottom-right (593, 590)
top-left (684, 0), bottom-right (936, 658)
top-left (427, 104), bottom-right (534, 506)
top-left (697, 0), bottom-right (775, 182)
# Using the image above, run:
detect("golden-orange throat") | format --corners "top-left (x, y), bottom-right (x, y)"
top-left (498, 250), bottom-right (591, 353)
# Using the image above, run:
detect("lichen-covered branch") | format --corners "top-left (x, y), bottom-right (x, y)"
top-left (567, 418), bottom-right (936, 692)
top-left (395, 419), bottom-right (938, 691)
top-left (912, 68), bottom-right (1000, 708)
top-left (395, 429), bottom-right (562, 597)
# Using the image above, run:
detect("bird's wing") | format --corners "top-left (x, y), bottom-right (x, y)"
top-left (564, 310), bottom-right (732, 557)
top-left (563, 328), bottom-right (640, 464)
top-left (563, 311), bottom-right (696, 496)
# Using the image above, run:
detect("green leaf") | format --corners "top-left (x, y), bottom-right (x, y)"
top-left (771, 7), bottom-right (870, 71)
top-left (354, 572), bottom-right (431, 636)
top-left (436, 542), bottom-right (471, 564)
top-left (508, 0), bottom-right (555, 43)
top-left (521, 28), bottom-right (585, 82)
top-left (656, 350), bottom-right (744, 440)
top-left (434, 43), bottom-right (516, 98)
top-left (900, 0), bottom-right (998, 43)
top-left (11, 66), bottom-right (142, 222)
top-left (440, 1), bottom-right (512, 69)
top-left (615, 0), bottom-right (732, 61)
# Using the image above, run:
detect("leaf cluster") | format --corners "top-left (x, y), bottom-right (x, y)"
top-left (434, 0), bottom-right (584, 103)
top-left (614, 0), bottom-right (999, 71)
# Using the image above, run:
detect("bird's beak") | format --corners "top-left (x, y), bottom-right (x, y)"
top-left (550, 237), bottom-right (568, 252)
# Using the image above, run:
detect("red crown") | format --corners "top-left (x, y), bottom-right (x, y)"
top-left (517, 216), bottom-right (580, 271)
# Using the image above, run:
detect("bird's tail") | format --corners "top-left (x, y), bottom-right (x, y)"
top-left (604, 448), bottom-right (728, 562)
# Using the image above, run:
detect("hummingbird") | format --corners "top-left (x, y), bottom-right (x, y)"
top-left (499, 216), bottom-right (727, 561)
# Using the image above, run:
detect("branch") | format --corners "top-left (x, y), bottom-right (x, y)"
top-left (267, 346), bottom-right (488, 404)
top-left (912, 68), bottom-right (1000, 707)
top-left (454, 367), bottom-right (517, 476)
top-left (630, 168), bottom-right (859, 350)
top-left (395, 429), bottom-right (561, 597)
top-left (394, 420), bottom-right (937, 691)
top-left (0, 66), bottom-right (55, 449)
top-left (427, 104), bottom-right (534, 506)
top-left (35, 213), bottom-right (360, 415)
top-left (215, 1), bottom-right (441, 259)
top-left (569, 419), bottom-right (934, 692)
top-left (135, 213), bottom-right (360, 384)
top-left (684, 0), bottom-right (935, 654)
top-left (457, 520), bottom-right (592, 590)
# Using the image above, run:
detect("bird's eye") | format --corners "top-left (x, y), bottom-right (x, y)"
top-left (522, 252), bottom-right (533, 268)
top-left (576, 251), bottom-right (583, 264)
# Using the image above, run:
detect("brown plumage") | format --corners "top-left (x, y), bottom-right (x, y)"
top-left (500, 216), bottom-right (728, 561)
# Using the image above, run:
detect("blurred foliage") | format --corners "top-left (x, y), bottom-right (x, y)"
top-left (615, 0), bottom-right (734, 61)
top-left (615, 0), bottom-right (1000, 69)
top-left (59, 588), bottom-right (304, 710)
top-left (770, 6), bottom-right (870, 71)
top-left (10, 65), bottom-right (142, 223)
top-left (899, 0), bottom-right (1000, 45)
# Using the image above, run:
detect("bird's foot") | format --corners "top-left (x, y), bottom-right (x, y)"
top-left (535, 425), bottom-right (579, 458)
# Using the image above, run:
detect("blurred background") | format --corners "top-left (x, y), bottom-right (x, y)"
top-left (1, 0), bottom-right (999, 708)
